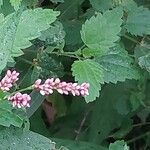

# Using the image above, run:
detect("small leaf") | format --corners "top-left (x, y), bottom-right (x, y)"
top-left (72, 59), bottom-right (104, 102)
top-left (109, 140), bottom-right (129, 150)
top-left (81, 7), bottom-right (123, 54)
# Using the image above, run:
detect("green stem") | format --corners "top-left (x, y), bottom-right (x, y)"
top-left (6, 86), bottom-right (33, 99)
top-left (127, 131), bottom-right (150, 144)
top-left (51, 51), bottom-right (82, 59)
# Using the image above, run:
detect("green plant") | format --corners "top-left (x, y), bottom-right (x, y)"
top-left (0, 0), bottom-right (150, 149)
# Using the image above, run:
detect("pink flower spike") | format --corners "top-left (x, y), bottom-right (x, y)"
top-left (0, 70), bottom-right (19, 92)
top-left (8, 92), bottom-right (31, 108)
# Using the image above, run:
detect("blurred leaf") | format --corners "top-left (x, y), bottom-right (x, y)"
top-left (89, 0), bottom-right (113, 12)
top-left (37, 51), bottom-right (64, 79)
top-left (109, 140), bottom-right (129, 150)
top-left (0, 100), bottom-right (24, 127)
top-left (125, 6), bottom-right (150, 36)
top-left (39, 21), bottom-right (65, 52)
top-left (56, 0), bottom-right (84, 20)
top-left (88, 82), bottom-right (133, 143)
top-left (72, 59), bottom-right (104, 102)
top-left (48, 92), bottom-right (67, 118)
top-left (27, 91), bottom-right (45, 118)
top-left (10, 0), bottom-right (22, 10)
top-left (81, 7), bottom-right (123, 55)
top-left (53, 138), bottom-right (107, 150)
top-left (49, 0), bottom-right (64, 4)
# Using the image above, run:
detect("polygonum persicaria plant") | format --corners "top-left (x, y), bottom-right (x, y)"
top-left (0, 70), bottom-right (90, 108)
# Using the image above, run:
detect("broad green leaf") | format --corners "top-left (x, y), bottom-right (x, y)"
top-left (109, 140), bottom-right (129, 150)
top-left (125, 6), bottom-right (150, 36)
top-left (0, 127), bottom-right (68, 150)
top-left (120, 0), bottom-right (137, 12)
top-left (10, 0), bottom-right (22, 10)
top-left (0, 100), bottom-right (24, 127)
top-left (72, 59), bottom-right (104, 102)
top-left (50, 0), bottom-right (64, 4)
top-left (96, 45), bottom-right (140, 83)
top-left (89, 0), bottom-right (113, 12)
top-left (81, 7), bottom-right (123, 55)
top-left (0, 8), bottom-right (59, 73)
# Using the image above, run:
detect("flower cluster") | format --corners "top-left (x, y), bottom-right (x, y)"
top-left (8, 92), bottom-right (31, 108)
top-left (0, 70), bottom-right (90, 109)
top-left (33, 78), bottom-right (90, 97)
top-left (0, 70), bottom-right (19, 91)
top-left (0, 70), bottom-right (31, 108)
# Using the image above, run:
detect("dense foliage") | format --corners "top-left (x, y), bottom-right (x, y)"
top-left (0, 0), bottom-right (150, 149)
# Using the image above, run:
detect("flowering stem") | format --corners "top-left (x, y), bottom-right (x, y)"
top-left (6, 86), bottom-right (33, 99)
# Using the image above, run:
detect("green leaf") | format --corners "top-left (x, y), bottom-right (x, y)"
top-left (0, 127), bottom-right (68, 150)
top-left (53, 138), bottom-right (107, 150)
top-left (72, 59), bottom-right (104, 102)
top-left (125, 6), bottom-right (150, 36)
top-left (134, 42), bottom-right (150, 72)
top-left (88, 82), bottom-right (134, 143)
top-left (81, 7), bottom-right (123, 54)
top-left (39, 21), bottom-right (65, 52)
top-left (0, 0), bottom-right (3, 8)
top-left (109, 140), bottom-right (129, 150)
top-left (96, 44), bottom-right (140, 83)
top-left (89, 0), bottom-right (113, 12)
top-left (0, 101), bottom-right (24, 127)
top-left (0, 8), bottom-right (59, 72)
top-left (27, 91), bottom-right (45, 118)
top-left (10, 0), bottom-right (22, 10)
top-left (56, 0), bottom-right (84, 20)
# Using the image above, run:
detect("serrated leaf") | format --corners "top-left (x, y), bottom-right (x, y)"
top-left (89, 0), bottom-right (113, 12)
top-left (72, 59), bottom-right (104, 102)
top-left (109, 140), bottom-right (129, 150)
top-left (10, 0), bottom-right (22, 10)
top-left (96, 45), bottom-right (140, 83)
top-left (125, 6), bottom-right (150, 36)
top-left (81, 7), bottom-right (123, 54)
top-left (0, 8), bottom-right (59, 73)
top-left (0, 127), bottom-right (68, 150)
